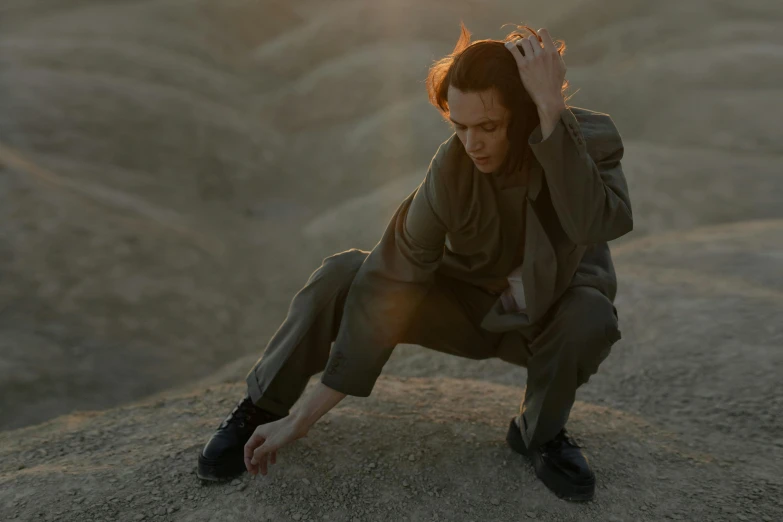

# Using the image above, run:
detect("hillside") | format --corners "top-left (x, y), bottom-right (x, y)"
top-left (2, 0), bottom-right (781, 432)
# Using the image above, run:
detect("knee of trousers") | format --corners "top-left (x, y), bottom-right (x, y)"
top-left (307, 248), bottom-right (369, 290)
top-left (554, 286), bottom-right (621, 370)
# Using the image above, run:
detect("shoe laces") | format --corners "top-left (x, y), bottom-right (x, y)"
top-left (541, 428), bottom-right (581, 452)
top-left (221, 396), bottom-right (269, 430)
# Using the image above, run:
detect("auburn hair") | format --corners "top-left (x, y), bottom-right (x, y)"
top-left (425, 22), bottom-right (571, 177)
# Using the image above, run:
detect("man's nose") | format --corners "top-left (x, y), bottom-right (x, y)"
top-left (465, 129), bottom-right (483, 153)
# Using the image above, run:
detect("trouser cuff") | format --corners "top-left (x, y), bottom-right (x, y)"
top-left (245, 371), bottom-right (291, 418)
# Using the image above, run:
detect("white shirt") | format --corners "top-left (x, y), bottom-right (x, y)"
top-left (500, 262), bottom-right (526, 314)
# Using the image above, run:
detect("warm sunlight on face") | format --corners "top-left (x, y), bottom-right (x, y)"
top-left (448, 86), bottom-right (511, 174)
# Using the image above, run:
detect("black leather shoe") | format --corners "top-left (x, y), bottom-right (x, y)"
top-left (506, 416), bottom-right (596, 501)
top-left (197, 393), bottom-right (284, 481)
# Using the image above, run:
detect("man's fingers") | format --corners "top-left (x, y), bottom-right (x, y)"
top-left (260, 453), bottom-right (269, 476)
top-left (538, 28), bottom-right (557, 53)
top-left (504, 39), bottom-right (525, 66)
top-left (271, 450), bottom-right (277, 465)
top-left (518, 38), bottom-right (536, 61)
top-left (252, 441), bottom-right (276, 462)
top-left (252, 440), bottom-right (279, 473)
top-left (252, 444), bottom-right (271, 475)
top-left (527, 34), bottom-right (543, 55)
top-left (245, 430), bottom-right (269, 476)
top-left (244, 455), bottom-right (256, 475)
top-left (244, 432), bottom-right (264, 461)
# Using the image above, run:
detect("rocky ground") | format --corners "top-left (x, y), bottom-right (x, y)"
top-left (1, 376), bottom-right (780, 522)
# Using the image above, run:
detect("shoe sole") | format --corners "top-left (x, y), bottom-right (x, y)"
top-left (505, 417), bottom-right (595, 502)
top-left (197, 452), bottom-right (245, 482)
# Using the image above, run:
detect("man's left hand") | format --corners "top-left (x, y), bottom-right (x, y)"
top-left (504, 28), bottom-right (567, 112)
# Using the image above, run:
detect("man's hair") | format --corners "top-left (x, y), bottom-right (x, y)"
top-left (425, 22), bottom-right (571, 177)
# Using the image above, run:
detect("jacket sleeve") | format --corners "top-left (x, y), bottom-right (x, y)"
top-left (528, 107), bottom-right (633, 245)
top-left (320, 153), bottom-right (450, 397)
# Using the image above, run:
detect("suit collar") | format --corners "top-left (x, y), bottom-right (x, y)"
top-left (526, 158), bottom-right (544, 201)
top-left (484, 154), bottom-right (543, 197)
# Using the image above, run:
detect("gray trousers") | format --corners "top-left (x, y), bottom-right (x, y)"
top-left (246, 249), bottom-right (621, 449)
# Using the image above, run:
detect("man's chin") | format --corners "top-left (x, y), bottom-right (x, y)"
top-left (474, 163), bottom-right (494, 174)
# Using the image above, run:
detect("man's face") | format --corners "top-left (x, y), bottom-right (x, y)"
top-left (448, 86), bottom-right (511, 174)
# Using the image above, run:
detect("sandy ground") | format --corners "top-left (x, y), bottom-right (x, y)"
top-left (1, 367), bottom-right (781, 521)
top-left (1, 0), bottom-right (782, 520)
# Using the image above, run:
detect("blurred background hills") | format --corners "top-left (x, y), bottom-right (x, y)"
top-left (0, 0), bottom-right (781, 431)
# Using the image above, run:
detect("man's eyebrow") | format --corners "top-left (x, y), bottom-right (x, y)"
top-left (448, 117), bottom-right (497, 126)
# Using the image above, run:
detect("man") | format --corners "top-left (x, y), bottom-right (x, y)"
top-left (197, 23), bottom-right (632, 503)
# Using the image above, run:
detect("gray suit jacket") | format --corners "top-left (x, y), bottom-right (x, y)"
top-left (321, 105), bottom-right (634, 396)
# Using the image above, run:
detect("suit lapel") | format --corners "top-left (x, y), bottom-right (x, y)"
top-left (526, 157), bottom-right (544, 201)
top-left (522, 195), bottom-right (557, 324)
top-left (480, 160), bottom-right (557, 332)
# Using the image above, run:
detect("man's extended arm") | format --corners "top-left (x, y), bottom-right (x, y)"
top-left (290, 382), bottom-right (346, 433)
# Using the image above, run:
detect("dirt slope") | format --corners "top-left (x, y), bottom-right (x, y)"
top-left (0, 377), bottom-right (778, 522)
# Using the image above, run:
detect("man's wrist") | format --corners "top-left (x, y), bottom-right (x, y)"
top-left (536, 100), bottom-right (566, 142)
top-left (289, 411), bottom-right (311, 437)
top-left (290, 382), bottom-right (346, 435)
top-left (536, 97), bottom-right (567, 119)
